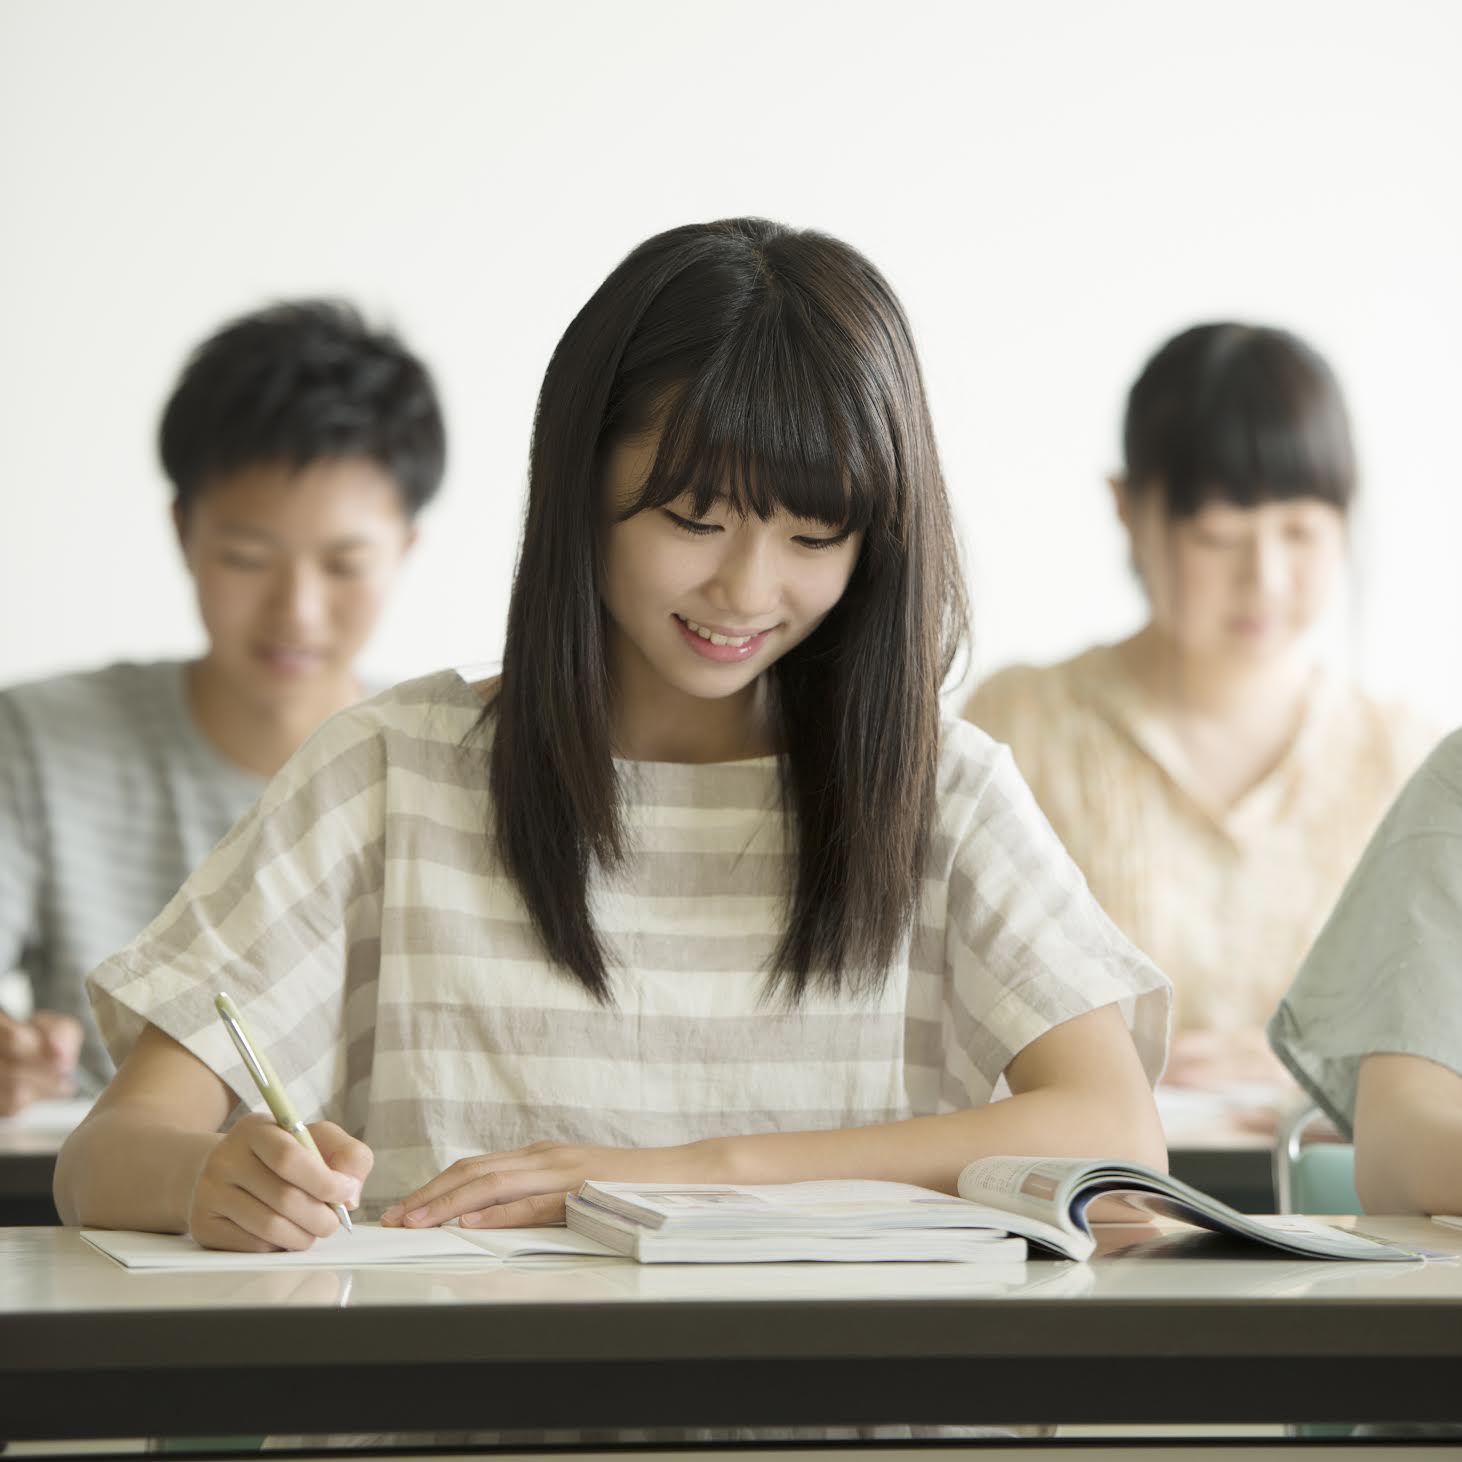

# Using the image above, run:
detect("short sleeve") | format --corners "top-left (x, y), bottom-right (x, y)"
top-left (0, 693), bottom-right (44, 984)
top-left (1268, 728), bottom-right (1462, 1136)
top-left (940, 726), bottom-right (1171, 1104)
top-left (86, 701), bottom-right (390, 1125)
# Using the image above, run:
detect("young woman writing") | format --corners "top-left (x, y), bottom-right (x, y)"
top-left (55, 218), bottom-right (1168, 1250)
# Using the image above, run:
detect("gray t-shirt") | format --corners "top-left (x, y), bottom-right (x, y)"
top-left (1268, 727), bottom-right (1462, 1135)
top-left (0, 661), bottom-right (265, 1091)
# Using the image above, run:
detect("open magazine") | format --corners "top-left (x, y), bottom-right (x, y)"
top-left (565, 1158), bottom-right (1423, 1264)
top-left (952, 1155), bottom-right (1418, 1262)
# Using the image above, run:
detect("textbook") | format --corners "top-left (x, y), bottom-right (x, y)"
top-left (82, 1222), bottom-right (619, 1270)
top-left (565, 1157), bottom-right (1422, 1264)
top-left (565, 1179), bottom-right (1030, 1263)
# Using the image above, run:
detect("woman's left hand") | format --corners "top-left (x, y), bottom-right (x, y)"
top-left (379, 1140), bottom-right (711, 1229)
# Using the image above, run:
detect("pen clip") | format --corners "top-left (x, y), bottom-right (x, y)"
top-left (218, 1004), bottom-right (271, 1092)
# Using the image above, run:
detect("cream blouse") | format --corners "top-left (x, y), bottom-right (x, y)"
top-left (964, 646), bottom-right (1438, 1036)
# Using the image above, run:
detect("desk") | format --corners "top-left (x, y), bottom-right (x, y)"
top-left (0, 1100), bottom-right (88, 1226)
top-left (2, 1217), bottom-right (1459, 1441)
top-left (1169, 1134), bottom-right (1273, 1212)
top-left (1160, 1087), bottom-right (1283, 1213)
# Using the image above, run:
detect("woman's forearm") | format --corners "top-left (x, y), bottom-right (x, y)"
top-left (54, 1107), bottom-right (220, 1231)
top-left (706, 1084), bottom-right (1166, 1192)
top-left (706, 1006), bottom-right (1165, 1191)
top-left (1356, 1106), bottom-right (1462, 1214)
top-left (1355, 1057), bottom-right (1462, 1215)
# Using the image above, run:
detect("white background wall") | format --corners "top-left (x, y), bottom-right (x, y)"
top-left (2, 0), bottom-right (1459, 721)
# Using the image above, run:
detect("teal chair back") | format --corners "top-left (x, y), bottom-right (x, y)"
top-left (1273, 1104), bottom-right (1361, 1215)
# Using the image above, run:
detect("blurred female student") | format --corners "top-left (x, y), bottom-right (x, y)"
top-left (0, 302), bottom-right (444, 1115)
top-left (56, 219), bottom-right (1168, 1250)
top-left (965, 324), bottom-right (1435, 1097)
top-left (1270, 729), bottom-right (1462, 1215)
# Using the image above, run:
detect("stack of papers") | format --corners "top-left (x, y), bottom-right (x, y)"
top-left (565, 1180), bottom-right (1029, 1263)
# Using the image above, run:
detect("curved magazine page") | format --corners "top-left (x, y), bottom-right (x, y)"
top-left (956, 1156), bottom-right (1423, 1262)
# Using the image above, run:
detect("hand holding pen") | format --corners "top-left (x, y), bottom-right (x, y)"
top-left (184, 993), bottom-right (373, 1253)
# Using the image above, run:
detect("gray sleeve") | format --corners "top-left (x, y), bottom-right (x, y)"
top-left (0, 693), bottom-right (44, 990)
top-left (1267, 727), bottom-right (1462, 1136)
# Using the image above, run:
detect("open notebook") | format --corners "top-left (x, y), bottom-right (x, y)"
top-left (82, 1222), bottom-right (620, 1270)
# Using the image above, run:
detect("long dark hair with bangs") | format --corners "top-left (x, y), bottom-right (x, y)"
top-left (1123, 322), bottom-right (1356, 516)
top-left (490, 217), bottom-right (967, 1004)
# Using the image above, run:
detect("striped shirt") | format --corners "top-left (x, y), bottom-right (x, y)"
top-left (0, 661), bottom-right (265, 1090)
top-left (89, 669), bottom-right (1170, 1215)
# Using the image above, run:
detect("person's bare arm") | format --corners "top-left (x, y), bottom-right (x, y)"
top-left (385, 1003), bottom-right (1166, 1228)
top-left (1354, 1052), bottom-right (1462, 1214)
top-left (54, 1024), bottom-right (230, 1231)
top-left (54, 1023), bottom-right (370, 1247)
top-left (713, 1001), bottom-right (1167, 1189)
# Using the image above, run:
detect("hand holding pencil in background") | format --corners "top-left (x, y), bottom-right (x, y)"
top-left (0, 1010), bottom-right (83, 1116)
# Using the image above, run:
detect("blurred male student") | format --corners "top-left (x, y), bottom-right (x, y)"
top-left (0, 300), bottom-right (446, 1112)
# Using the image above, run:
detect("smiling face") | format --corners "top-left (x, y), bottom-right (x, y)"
top-left (178, 457), bottom-right (417, 708)
top-left (599, 430), bottom-right (864, 719)
top-left (1118, 483), bottom-right (1347, 663)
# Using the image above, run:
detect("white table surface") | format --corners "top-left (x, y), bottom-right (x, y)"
top-left (3, 1217), bottom-right (1460, 1439)
top-left (1, 1214), bottom-right (1458, 1311)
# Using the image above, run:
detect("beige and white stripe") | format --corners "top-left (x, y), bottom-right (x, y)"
top-left (89, 669), bottom-right (1170, 1216)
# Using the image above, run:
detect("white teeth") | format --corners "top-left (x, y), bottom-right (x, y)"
top-left (680, 616), bottom-right (754, 648)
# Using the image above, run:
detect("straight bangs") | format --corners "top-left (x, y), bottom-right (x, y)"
top-left (1164, 365), bottom-right (1355, 518)
top-left (1127, 323), bottom-right (1357, 520)
top-left (616, 306), bottom-right (895, 541)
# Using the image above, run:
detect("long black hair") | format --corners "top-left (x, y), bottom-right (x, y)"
top-left (490, 218), bottom-right (967, 1003)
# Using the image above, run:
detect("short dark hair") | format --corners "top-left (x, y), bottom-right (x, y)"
top-left (491, 217), bottom-right (967, 1004)
top-left (1123, 323), bottom-right (1355, 518)
top-left (159, 299), bottom-right (446, 516)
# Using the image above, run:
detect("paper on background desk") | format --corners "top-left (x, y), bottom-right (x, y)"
top-left (1155, 1083), bottom-right (1291, 1141)
top-left (1, 1098), bottom-right (94, 1134)
top-left (82, 1222), bottom-right (620, 1270)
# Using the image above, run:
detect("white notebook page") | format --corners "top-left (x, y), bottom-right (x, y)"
top-left (81, 1222), bottom-right (616, 1270)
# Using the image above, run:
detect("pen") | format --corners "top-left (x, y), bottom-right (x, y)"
top-left (214, 991), bottom-right (353, 1234)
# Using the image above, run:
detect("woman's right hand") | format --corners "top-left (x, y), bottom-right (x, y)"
top-left (187, 1113), bottom-right (373, 1251)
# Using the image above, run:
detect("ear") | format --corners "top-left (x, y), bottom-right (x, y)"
top-left (402, 523), bottom-right (421, 556)
top-left (170, 500), bottom-right (189, 554)
top-left (1107, 474), bottom-right (1134, 534)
